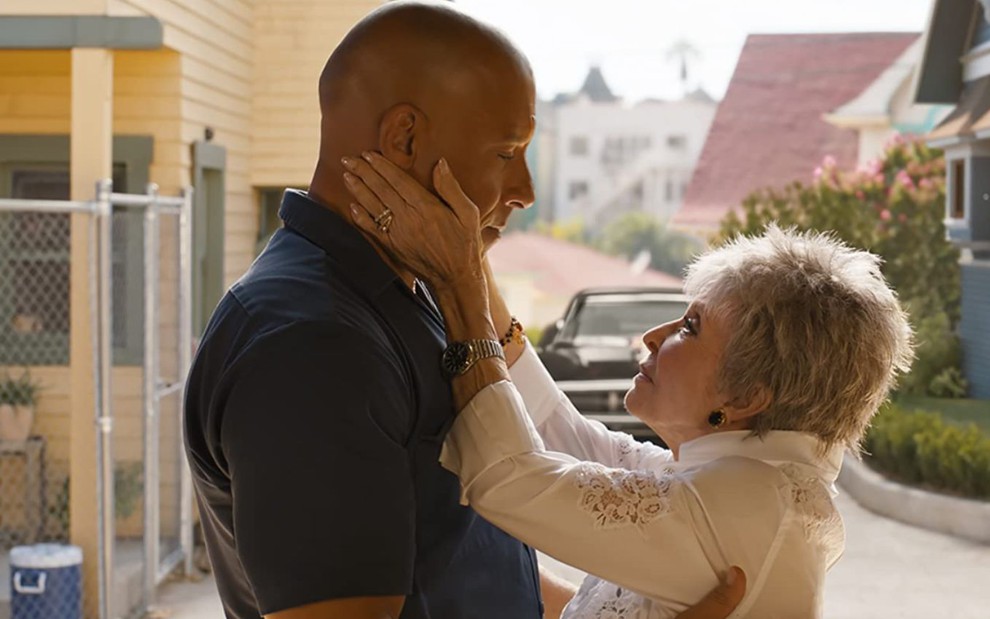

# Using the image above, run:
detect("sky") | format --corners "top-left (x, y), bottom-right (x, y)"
top-left (456, 0), bottom-right (935, 103)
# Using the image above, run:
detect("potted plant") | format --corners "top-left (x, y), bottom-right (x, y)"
top-left (0, 370), bottom-right (40, 443)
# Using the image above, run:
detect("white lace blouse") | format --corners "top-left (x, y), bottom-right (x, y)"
top-left (439, 343), bottom-right (846, 619)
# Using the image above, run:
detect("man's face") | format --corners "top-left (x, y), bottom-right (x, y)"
top-left (424, 68), bottom-right (536, 247)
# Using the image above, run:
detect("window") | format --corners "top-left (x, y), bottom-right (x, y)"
top-left (973, 3), bottom-right (990, 49)
top-left (952, 159), bottom-right (966, 219)
top-left (569, 181), bottom-right (589, 200)
top-left (570, 136), bottom-right (589, 156)
top-left (0, 163), bottom-right (140, 366)
top-left (667, 135), bottom-right (687, 149)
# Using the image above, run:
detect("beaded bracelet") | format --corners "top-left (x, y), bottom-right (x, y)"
top-left (499, 316), bottom-right (525, 347)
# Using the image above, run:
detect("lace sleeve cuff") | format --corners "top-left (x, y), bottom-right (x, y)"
top-left (507, 340), bottom-right (561, 427)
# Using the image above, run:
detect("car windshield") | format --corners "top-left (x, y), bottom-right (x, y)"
top-left (566, 296), bottom-right (687, 341)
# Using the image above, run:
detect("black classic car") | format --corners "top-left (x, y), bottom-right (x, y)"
top-left (536, 287), bottom-right (688, 438)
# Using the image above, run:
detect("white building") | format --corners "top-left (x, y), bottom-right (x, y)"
top-left (545, 66), bottom-right (717, 231)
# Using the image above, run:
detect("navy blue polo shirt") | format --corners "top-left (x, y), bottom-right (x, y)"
top-left (184, 190), bottom-right (543, 619)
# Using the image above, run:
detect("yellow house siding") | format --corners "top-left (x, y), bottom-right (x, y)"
top-left (111, 0), bottom-right (254, 282)
top-left (2, 1), bottom-right (105, 15)
top-left (252, 0), bottom-right (384, 188)
top-left (0, 51), bottom-right (70, 134)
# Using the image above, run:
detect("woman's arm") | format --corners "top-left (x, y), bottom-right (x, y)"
top-left (440, 381), bottom-right (787, 611)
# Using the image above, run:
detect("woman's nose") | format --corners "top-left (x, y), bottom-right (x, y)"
top-left (642, 319), bottom-right (680, 352)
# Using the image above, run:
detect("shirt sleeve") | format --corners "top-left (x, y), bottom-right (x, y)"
top-left (440, 381), bottom-right (792, 610)
top-left (221, 322), bottom-right (416, 615)
top-left (509, 340), bottom-right (673, 470)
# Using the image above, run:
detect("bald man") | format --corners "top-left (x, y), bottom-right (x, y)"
top-left (183, 3), bottom-right (743, 619)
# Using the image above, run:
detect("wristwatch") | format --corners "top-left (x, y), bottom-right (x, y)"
top-left (441, 339), bottom-right (505, 378)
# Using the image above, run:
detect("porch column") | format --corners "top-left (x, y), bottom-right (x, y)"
top-left (69, 46), bottom-right (113, 619)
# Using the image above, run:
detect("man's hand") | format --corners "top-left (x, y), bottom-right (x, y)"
top-left (675, 567), bottom-right (746, 619)
top-left (539, 565), bottom-right (578, 619)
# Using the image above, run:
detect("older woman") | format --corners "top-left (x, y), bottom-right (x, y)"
top-left (344, 154), bottom-right (913, 619)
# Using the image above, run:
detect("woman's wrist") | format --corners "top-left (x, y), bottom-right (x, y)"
top-left (431, 281), bottom-right (498, 343)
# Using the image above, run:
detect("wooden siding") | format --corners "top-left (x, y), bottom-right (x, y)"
top-left (961, 262), bottom-right (990, 398)
top-left (252, 0), bottom-right (382, 189)
top-left (108, 0), bottom-right (254, 284)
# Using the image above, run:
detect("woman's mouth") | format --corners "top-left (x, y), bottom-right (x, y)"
top-left (635, 363), bottom-right (653, 383)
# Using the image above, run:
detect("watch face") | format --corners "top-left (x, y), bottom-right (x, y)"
top-left (441, 342), bottom-right (470, 377)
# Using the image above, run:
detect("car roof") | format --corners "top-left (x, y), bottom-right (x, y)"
top-left (577, 286), bottom-right (684, 296)
top-left (575, 288), bottom-right (688, 306)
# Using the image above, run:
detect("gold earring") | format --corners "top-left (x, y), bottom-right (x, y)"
top-left (708, 410), bottom-right (727, 428)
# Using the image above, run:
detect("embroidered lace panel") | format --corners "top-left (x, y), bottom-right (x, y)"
top-left (567, 579), bottom-right (669, 619)
top-left (614, 434), bottom-right (639, 467)
top-left (575, 463), bottom-right (674, 530)
top-left (779, 463), bottom-right (845, 563)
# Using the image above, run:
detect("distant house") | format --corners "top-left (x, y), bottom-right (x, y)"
top-left (825, 37), bottom-right (952, 165)
top-left (915, 0), bottom-right (990, 398)
top-left (673, 33), bottom-right (918, 237)
top-left (537, 66), bottom-right (717, 230)
top-left (487, 232), bottom-right (682, 329)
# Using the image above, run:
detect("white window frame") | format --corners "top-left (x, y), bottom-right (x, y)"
top-left (946, 155), bottom-right (970, 231)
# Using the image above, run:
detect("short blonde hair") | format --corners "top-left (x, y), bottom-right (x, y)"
top-left (684, 226), bottom-right (914, 452)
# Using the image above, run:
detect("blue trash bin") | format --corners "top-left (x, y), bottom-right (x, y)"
top-left (10, 544), bottom-right (83, 619)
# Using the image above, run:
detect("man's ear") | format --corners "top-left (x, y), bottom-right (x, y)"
top-left (378, 103), bottom-right (426, 170)
top-left (724, 384), bottom-right (772, 423)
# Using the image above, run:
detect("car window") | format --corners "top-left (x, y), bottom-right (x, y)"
top-left (567, 299), bottom-right (687, 340)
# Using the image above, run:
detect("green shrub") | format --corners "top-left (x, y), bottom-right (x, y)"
top-left (864, 404), bottom-right (990, 499)
top-left (898, 310), bottom-right (968, 398)
top-left (0, 371), bottom-right (40, 406)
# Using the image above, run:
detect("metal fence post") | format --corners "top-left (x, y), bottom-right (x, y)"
top-left (94, 178), bottom-right (115, 619)
top-left (142, 183), bottom-right (162, 607)
top-left (178, 185), bottom-right (195, 576)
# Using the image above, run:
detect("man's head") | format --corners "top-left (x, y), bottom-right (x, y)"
top-left (310, 1), bottom-right (536, 242)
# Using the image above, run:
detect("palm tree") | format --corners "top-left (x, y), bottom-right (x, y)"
top-left (666, 40), bottom-right (700, 96)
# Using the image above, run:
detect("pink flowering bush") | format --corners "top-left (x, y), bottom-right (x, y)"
top-left (718, 138), bottom-right (965, 397)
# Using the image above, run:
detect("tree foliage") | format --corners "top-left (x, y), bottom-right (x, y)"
top-left (598, 212), bottom-right (703, 277)
top-left (716, 137), bottom-right (964, 396)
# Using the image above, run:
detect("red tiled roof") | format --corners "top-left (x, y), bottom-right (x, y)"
top-left (674, 33), bottom-right (918, 229)
top-left (488, 232), bottom-right (682, 298)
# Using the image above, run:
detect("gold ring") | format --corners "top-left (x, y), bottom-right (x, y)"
top-left (374, 208), bottom-right (393, 233)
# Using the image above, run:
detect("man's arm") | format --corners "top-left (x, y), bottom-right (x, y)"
top-left (538, 566), bottom-right (578, 619)
top-left (537, 563), bottom-right (744, 619)
top-left (266, 596), bottom-right (403, 619)
top-left (222, 324), bottom-right (416, 618)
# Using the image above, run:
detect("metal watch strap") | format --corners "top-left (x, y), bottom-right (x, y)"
top-left (465, 339), bottom-right (504, 370)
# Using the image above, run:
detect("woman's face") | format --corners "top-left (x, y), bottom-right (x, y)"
top-left (624, 301), bottom-right (733, 455)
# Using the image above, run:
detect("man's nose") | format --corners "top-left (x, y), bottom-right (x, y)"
top-left (505, 158), bottom-right (535, 210)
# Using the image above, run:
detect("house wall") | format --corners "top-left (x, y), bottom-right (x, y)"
top-left (960, 261), bottom-right (990, 398)
top-left (0, 47), bottom-right (184, 537)
top-left (252, 0), bottom-right (383, 191)
top-left (106, 0), bottom-right (255, 287)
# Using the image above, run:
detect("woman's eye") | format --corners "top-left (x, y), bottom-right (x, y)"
top-left (497, 152), bottom-right (515, 161)
top-left (680, 317), bottom-right (697, 335)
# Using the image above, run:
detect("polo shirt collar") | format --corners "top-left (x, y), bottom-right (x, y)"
top-left (278, 189), bottom-right (400, 296)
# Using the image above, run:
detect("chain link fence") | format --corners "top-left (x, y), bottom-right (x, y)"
top-left (0, 182), bottom-right (192, 619)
